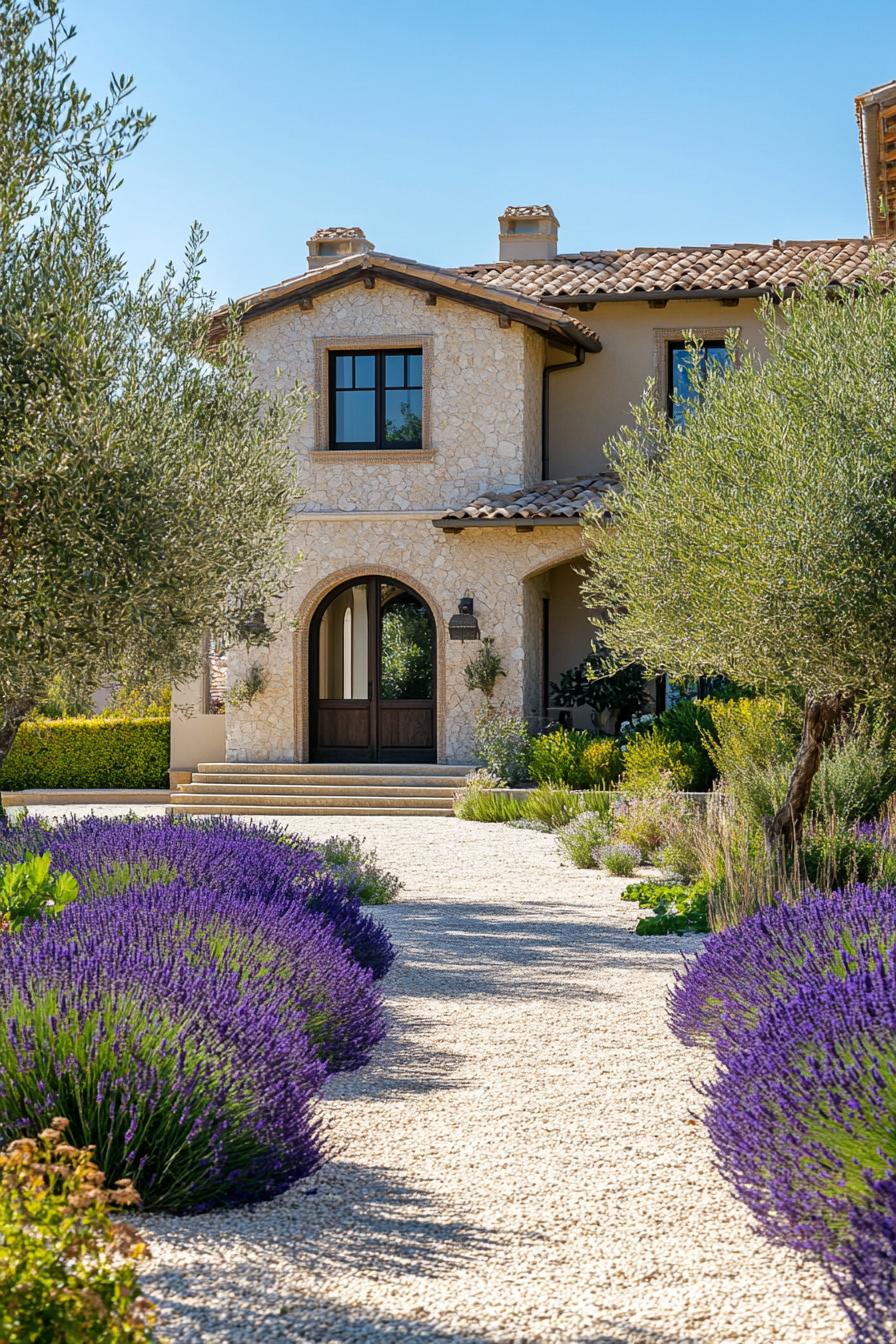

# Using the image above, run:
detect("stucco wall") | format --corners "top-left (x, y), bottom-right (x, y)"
top-left (170, 674), bottom-right (226, 770)
top-left (547, 297), bottom-right (767, 477)
top-left (243, 279), bottom-right (545, 511)
top-left (223, 519), bottom-right (586, 765)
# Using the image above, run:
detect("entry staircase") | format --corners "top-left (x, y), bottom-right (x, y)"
top-left (168, 762), bottom-right (471, 817)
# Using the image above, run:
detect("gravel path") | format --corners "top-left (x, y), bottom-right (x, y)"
top-left (22, 809), bottom-right (847, 1343)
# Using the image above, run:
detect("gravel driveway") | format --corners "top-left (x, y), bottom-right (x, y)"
top-left (22, 808), bottom-right (847, 1343)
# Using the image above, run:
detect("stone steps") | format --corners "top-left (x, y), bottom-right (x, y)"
top-left (169, 761), bottom-right (471, 817)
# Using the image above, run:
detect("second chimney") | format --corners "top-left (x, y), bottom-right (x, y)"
top-left (498, 205), bottom-right (559, 262)
top-left (306, 226), bottom-right (375, 271)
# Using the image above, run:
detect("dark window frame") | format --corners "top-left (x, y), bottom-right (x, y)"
top-left (666, 338), bottom-right (729, 423)
top-left (328, 347), bottom-right (423, 451)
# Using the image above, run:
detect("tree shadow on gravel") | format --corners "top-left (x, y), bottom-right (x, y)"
top-left (379, 898), bottom-right (684, 1004)
top-left (146, 1281), bottom-right (709, 1344)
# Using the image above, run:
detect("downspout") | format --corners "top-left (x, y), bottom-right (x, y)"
top-left (541, 347), bottom-right (586, 480)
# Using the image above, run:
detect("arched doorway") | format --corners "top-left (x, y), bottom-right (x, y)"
top-left (309, 576), bottom-right (437, 763)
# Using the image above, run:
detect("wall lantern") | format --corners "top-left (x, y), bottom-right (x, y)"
top-left (448, 597), bottom-right (481, 641)
top-left (237, 610), bottom-right (270, 641)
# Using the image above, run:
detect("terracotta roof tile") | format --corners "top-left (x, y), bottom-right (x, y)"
top-left (455, 239), bottom-right (886, 301)
top-left (441, 475), bottom-right (616, 522)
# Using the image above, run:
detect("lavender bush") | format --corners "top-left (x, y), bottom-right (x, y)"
top-left (0, 889), bottom-right (327, 1212)
top-left (0, 815), bottom-right (395, 978)
top-left (830, 1176), bottom-right (896, 1344)
top-left (703, 950), bottom-right (896, 1262)
top-left (669, 885), bottom-right (896, 1057)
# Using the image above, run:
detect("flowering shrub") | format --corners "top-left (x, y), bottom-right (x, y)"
top-left (472, 709), bottom-right (531, 785)
top-left (0, 888), bottom-right (328, 1212)
top-left (315, 834), bottom-right (401, 906)
top-left (529, 728), bottom-right (593, 787)
top-left (830, 1175), bottom-right (896, 1344)
top-left (580, 737), bottom-right (624, 787)
top-left (555, 811), bottom-right (610, 868)
top-left (595, 842), bottom-right (640, 876)
top-left (611, 791), bottom-right (691, 861)
top-left (0, 815), bottom-right (395, 979)
top-left (668, 885), bottom-right (896, 1055)
top-left (702, 951), bottom-right (896, 1261)
top-left (0, 1118), bottom-right (156, 1343)
top-left (621, 728), bottom-right (703, 794)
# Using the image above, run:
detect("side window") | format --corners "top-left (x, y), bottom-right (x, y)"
top-left (329, 348), bottom-right (423, 449)
top-left (667, 339), bottom-right (731, 425)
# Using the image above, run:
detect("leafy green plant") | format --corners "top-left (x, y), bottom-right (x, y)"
top-left (472, 710), bottom-right (530, 785)
top-left (549, 648), bottom-right (646, 732)
top-left (453, 771), bottom-right (529, 823)
top-left (580, 737), bottom-right (624, 787)
top-left (704, 696), bottom-right (798, 826)
top-left (556, 811), bottom-right (611, 868)
top-left (0, 853), bottom-right (78, 932)
top-left (595, 842), bottom-right (640, 876)
top-left (621, 877), bottom-right (710, 935)
top-left (227, 663), bottom-right (269, 710)
top-left (655, 698), bottom-right (716, 790)
top-left (524, 783), bottom-right (583, 830)
top-left (611, 792), bottom-right (692, 862)
top-left (529, 728), bottom-right (592, 787)
top-left (811, 714), bottom-right (896, 826)
top-left (0, 1117), bottom-right (155, 1343)
top-left (621, 728), bottom-right (703, 794)
top-left (315, 835), bottom-right (402, 905)
top-left (0, 718), bottom-right (169, 792)
top-left (463, 638), bottom-right (505, 701)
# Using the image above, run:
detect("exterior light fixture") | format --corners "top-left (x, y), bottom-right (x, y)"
top-left (448, 597), bottom-right (480, 641)
top-left (237, 610), bottom-right (270, 641)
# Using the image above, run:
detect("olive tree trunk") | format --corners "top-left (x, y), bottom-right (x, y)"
top-left (763, 691), bottom-right (853, 851)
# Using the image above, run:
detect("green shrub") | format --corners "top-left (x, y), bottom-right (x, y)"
top-left (453, 771), bottom-right (528, 823)
top-left (315, 834), bottom-right (402, 905)
top-left (472, 710), bottom-right (531, 785)
top-left (556, 811), bottom-right (611, 868)
top-left (811, 714), bottom-right (896, 825)
top-left (0, 718), bottom-right (169, 791)
top-left (621, 728), bottom-right (703, 794)
top-left (704, 696), bottom-right (798, 825)
top-left (529, 728), bottom-right (590, 786)
top-left (596, 842), bottom-right (640, 876)
top-left (0, 853), bottom-right (78, 932)
top-left (801, 827), bottom-right (896, 888)
top-left (621, 877), bottom-right (710, 935)
top-left (0, 1118), bottom-right (156, 1343)
top-left (656, 698), bottom-right (716, 790)
top-left (524, 783), bottom-right (583, 830)
top-left (612, 792), bottom-right (693, 861)
top-left (580, 737), bottom-right (624, 787)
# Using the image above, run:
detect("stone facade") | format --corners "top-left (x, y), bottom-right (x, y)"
top-left (173, 274), bottom-right (592, 769)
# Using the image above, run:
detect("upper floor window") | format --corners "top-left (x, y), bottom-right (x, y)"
top-left (329, 348), bottom-right (423, 450)
top-left (667, 339), bottom-right (731, 425)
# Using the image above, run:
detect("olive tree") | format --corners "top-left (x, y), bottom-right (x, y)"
top-left (583, 263), bottom-right (896, 846)
top-left (0, 1), bottom-right (309, 767)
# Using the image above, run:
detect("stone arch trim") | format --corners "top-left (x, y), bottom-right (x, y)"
top-left (520, 540), bottom-right (587, 585)
top-left (293, 564), bottom-right (448, 762)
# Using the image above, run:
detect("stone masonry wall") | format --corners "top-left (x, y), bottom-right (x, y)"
top-left (224, 519), bottom-right (586, 764)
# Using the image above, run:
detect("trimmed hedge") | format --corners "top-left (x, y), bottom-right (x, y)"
top-left (0, 716), bottom-right (169, 791)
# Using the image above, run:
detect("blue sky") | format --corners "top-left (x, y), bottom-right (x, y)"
top-left (71, 0), bottom-right (896, 301)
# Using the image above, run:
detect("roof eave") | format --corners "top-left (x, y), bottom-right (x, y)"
top-left (433, 515), bottom-right (590, 531)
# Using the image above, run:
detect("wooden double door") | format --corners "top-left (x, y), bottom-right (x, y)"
top-left (310, 576), bottom-right (436, 763)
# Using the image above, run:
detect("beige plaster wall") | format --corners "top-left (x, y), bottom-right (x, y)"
top-left (243, 279), bottom-right (545, 512)
top-left (224, 518), bottom-right (586, 765)
top-left (545, 559), bottom-right (597, 732)
top-left (547, 298), bottom-right (767, 478)
top-left (170, 674), bottom-right (226, 770)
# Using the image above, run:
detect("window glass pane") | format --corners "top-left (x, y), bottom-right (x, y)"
top-left (335, 389), bottom-right (375, 443)
top-left (353, 354), bottom-right (376, 388)
top-left (406, 353), bottom-right (423, 387)
top-left (384, 353), bottom-right (405, 387)
top-left (670, 346), bottom-right (697, 426)
top-left (334, 355), bottom-right (353, 389)
top-left (318, 584), bottom-right (368, 699)
top-left (379, 590), bottom-right (434, 699)
top-left (384, 387), bottom-right (422, 443)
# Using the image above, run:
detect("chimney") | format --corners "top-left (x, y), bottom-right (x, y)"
top-left (856, 82), bottom-right (896, 239)
top-left (306, 226), bottom-right (375, 271)
top-left (498, 205), bottom-right (559, 262)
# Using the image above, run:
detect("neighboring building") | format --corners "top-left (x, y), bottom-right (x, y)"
top-left (171, 85), bottom-right (894, 777)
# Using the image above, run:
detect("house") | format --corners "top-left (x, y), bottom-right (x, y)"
top-left (169, 82), bottom-right (894, 806)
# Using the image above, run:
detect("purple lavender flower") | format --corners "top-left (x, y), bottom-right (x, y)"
top-left (703, 950), bottom-right (896, 1262)
top-left (828, 1175), bottom-right (896, 1344)
top-left (669, 884), bottom-right (896, 1057)
top-left (0, 886), bottom-right (333, 1211)
top-left (0, 815), bottom-right (394, 977)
